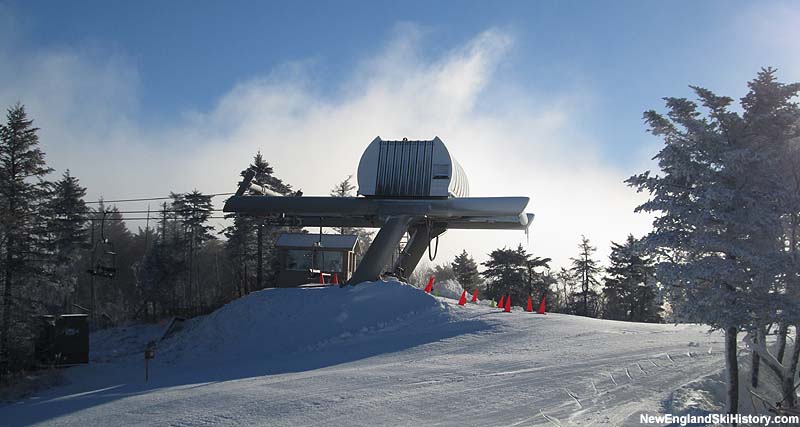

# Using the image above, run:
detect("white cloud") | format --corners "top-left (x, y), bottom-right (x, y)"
top-left (737, 3), bottom-right (800, 81)
top-left (0, 24), bottom-right (653, 269)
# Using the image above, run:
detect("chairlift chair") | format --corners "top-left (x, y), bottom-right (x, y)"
top-left (87, 238), bottom-right (117, 278)
top-left (87, 211), bottom-right (118, 278)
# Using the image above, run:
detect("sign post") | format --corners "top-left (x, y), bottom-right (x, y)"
top-left (144, 341), bottom-right (156, 382)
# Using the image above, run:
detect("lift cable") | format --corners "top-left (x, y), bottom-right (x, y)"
top-left (52, 215), bottom-right (233, 222)
top-left (52, 208), bottom-right (226, 215)
top-left (84, 192), bottom-right (235, 204)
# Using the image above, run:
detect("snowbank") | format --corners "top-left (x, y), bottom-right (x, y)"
top-left (431, 279), bottom-right (466, 300)
top-left (663, 371), bottom-right (727, 416)
top-left (663, 350), bottom-right (783, 419)
top-left (156, 280), bottom-right (450, 365)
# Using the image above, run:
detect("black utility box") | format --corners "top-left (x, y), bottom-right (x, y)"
top-left (35, 314), bottom-right (90, 366)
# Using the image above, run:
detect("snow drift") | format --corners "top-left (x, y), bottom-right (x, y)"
top-left (155, 280), bottom-right (456, 366)
top-left (430, 279), bottom-right (466, 300)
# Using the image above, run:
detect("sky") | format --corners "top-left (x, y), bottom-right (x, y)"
top-left (1, 1), bottom-right (799, 269)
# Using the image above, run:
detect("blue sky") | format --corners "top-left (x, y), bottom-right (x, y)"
top-left (1, 1), bottom-right (798, 266)
top-left (8, 1), bottom-right (783, 163)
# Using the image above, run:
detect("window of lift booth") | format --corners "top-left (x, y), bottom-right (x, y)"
top-left (286, 250), bottom-right (313, 271)
top-left (312, 251), bottom-right (344, 272)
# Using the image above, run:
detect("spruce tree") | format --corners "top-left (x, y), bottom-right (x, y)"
top-left (0, 103), bottom-right (53, 375)
top-left (330, 175), bottom-right (357, 236)
top-left (330, 175), bottom-right (373, 248)
top-left (173, 191), bottom-right (215, 246)
top-left (251, 151), bottom-right (292, 195)
top-left (481, 246), bottom-right (527, 300)
top-left (627, 69), bottom-right (800, 411)
top-left (136, 202), bottom-right (185, 315)
top-left (481, 245), bottom-right (549, 304)
top-left (223, 214), bottom-right (255, 296)
top-left (602, 235), bottom-right (661, 322)
top-left (451, 250), bottom-right (482, 291)
top-left (330, 175), bottom-right (356, 198)
top-left (172, 190), bottom-right (215, 310)
top-left (44, 170), bottom-right (89, 310)
top-left (569, 235), bottom-right (601, 317)
top-left (224, 152), bottom-right (294, 293)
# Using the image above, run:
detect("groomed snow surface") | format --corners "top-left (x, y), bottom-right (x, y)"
top-left (1, 280), bottom-right (725, 426)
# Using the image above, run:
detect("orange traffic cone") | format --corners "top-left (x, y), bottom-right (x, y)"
top-left (332, 274), bottom-right (339, 285)
top-left (424, 277), bottom-right (435, 293)
top-left (504, 296), bottom-right (511, 312)
top-left (471, 289), bottom-right (479, 303)
top-left (319, 272), bottom-right (325, 284)
top-left (526, 295), bottom-right (533, 312)
top-left (538, 295), bottom-right (546, 314)
top-left (498, 295), bottom-right (505, 309)
top-left (458, 290), bottom-right (467, 306)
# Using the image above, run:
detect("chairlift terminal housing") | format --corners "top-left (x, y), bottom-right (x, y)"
top-left (357, 137), bottom-right (469, 199)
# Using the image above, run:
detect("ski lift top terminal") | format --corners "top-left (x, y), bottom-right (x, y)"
top-left (357, 137), bottom-right (469, 199)
top-left (223, 136), bottom-right (534, 285)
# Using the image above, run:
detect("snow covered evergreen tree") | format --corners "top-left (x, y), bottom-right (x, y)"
top-left (627, 68), bottom-right (800, 411)
top-left (737, 70), bottom-right (800, 407)
top-left (224, 152), bottom-right (294, 294)
top-left (0, 104), bottom-right (53, 376)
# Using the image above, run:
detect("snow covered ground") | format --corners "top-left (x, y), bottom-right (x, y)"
top-left (0, 281), bottom-right (725, 426)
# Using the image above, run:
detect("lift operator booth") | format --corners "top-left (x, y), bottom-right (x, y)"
top-left (275, 233), bottom-right (361, 287)
top-left (224, 136), bottom-right (534, 285)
